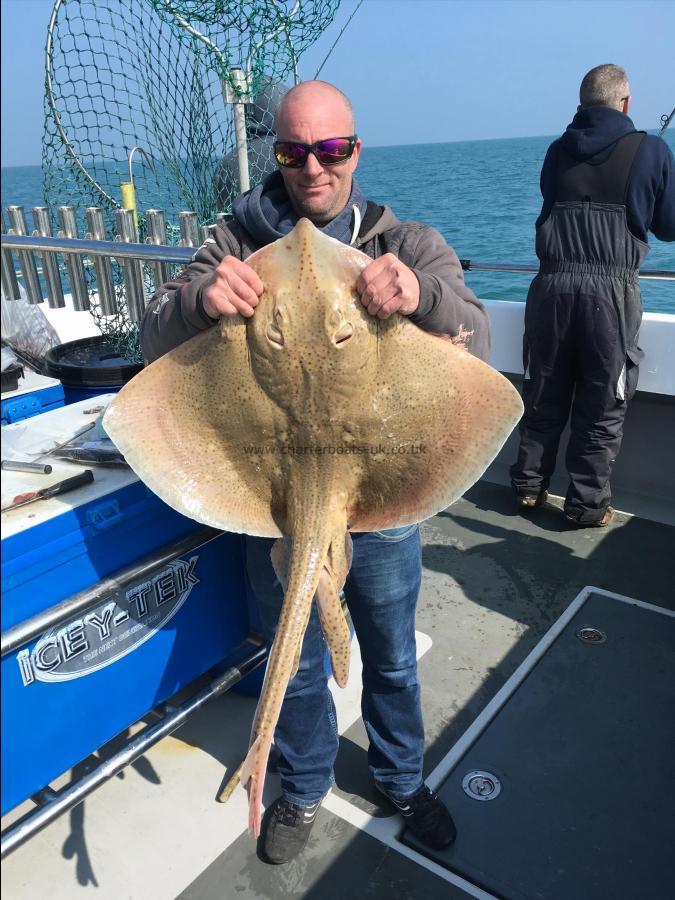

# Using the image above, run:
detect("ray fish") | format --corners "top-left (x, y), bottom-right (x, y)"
top-left (103, 218), bottom-right (524, 837)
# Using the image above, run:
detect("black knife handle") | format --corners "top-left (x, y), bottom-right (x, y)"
top-left (40, 470), bottom-right (95, 499)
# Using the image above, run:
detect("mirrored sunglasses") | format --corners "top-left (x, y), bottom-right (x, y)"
top-left (274, 135), bottom-right (358, 168)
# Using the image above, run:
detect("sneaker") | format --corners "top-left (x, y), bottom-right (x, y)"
top-left (376, 784), bottom-right (456, 850)
top-left (565, 506), bottom-right (615, 527)
top-left (516, 489), bottom-right (548, 509)
top-left (261, 797), bottom-right (321, 864)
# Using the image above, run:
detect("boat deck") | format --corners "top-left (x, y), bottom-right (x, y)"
top-left (2, 481), bottom-right (673, 899)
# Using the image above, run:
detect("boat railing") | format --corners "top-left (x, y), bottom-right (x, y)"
top-left (2, 204), bottom-right (674, 318)
top-left (1, 205), bottom-right (209, 317)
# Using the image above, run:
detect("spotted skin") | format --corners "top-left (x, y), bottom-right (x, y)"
top-left (103, 218), bottom-right (523, 838)
top-left (271, 530), bottom-right (353, 688)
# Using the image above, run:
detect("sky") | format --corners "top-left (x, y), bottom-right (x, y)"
top-left (1, 0), bottom-right (674, 167)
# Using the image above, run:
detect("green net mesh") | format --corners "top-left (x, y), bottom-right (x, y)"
top-left (42, 0), bottom-right (340, 362)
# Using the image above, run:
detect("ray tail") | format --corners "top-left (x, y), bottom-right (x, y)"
top-left (242, 470), bottom-right (346, 837)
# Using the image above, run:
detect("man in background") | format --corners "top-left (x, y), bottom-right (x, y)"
top-left (511, 64), bottom-right (674, 526)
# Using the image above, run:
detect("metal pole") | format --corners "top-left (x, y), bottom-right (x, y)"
top-left (85, 207), bottom-right (117, 316)
top-left (31, 207), bottom-right (65, 309)
top-left (1, 233), bottom-right (195, 264)
top-left (57, 206), bottom-right (90, 311)
top-left (223, 68), bottom-right (251, 194)
top-left (0, 642), bottom-right (268, 859)
top-left (1, 208), bottom-right (21, 300)
top-left (200, 223), bottom-right (217, 243)
top-left (145, 209), bottom-right (171, 289)
top-left (115, 208), bottom-right (146, 322)
top-left (6, 206), bottom-right (42, 304)
top-left (179, 211), bottom-right (200, 248)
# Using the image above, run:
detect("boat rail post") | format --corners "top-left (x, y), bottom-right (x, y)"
top-left (57, 206), bottom-right (90, 311)
top-left (178, 211), bottom-right (200, 248)
top-left (145, 209), bottom-right (171, 290)
top-left (223, 67), bottom-right (251, 193)
top-left (85, 207), bottom-right (117, 316)
top-left (6, 206), bottom-right (42, 305)
top-left (198, 214), bottom-right (229, 247)
top-left (1, 208), bottom-right (21, 300)
top-left (31, 207), bottom-right (65, 309)
top-left (114, 208), bottom-right (146, 322)
top-left (200, 222), bottom-right (217, 243)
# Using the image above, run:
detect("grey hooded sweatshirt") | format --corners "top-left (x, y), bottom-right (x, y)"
top-left (141, 181), bottom-right (490, 364)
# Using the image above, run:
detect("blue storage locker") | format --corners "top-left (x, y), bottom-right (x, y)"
top-left (1, 403), bottom-right (250, 815)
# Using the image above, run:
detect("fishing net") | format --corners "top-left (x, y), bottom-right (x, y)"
top-left (42, 0), bottom-right (340, 362)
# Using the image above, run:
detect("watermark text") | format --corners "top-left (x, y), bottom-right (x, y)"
top-left (244, 443), bottom-right (428, 457)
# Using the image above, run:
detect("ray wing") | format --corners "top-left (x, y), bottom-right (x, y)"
top-left (348, 323), bottom-right (523, 531)
top-left (104, 319), bottom-right (285, 536)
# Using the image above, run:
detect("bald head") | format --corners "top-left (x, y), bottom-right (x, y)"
top-left (272, 79), bottom-right (361, 226)
top-left (274, 81), bottom-right (355, 136)
top-left (580, 64), bottom-right (631, 111)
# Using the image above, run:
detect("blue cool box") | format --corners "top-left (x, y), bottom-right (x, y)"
top-left (1, 369), bottom-right (65, 425)
top-left (1, 398), bottom-right (250, 815)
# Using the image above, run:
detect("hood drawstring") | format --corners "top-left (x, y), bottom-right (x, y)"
top-left (350, 204), bottom-right (362, 245)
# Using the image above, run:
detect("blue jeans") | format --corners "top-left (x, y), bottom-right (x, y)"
top-left (244, 525), bottom-right (424, 807)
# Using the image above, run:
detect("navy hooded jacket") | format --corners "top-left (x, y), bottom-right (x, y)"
top-left (537, 107), bottom-right (675, 243)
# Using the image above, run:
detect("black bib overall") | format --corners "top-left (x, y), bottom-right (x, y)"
top-left (511, 131), bottom-right (648, 523)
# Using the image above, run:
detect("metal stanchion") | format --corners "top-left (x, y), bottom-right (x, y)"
top-left (85, 207), bottom-right (116, 316)
top-left (6, 206), bottom-right (42, 304)
top-left (145, 209), bottom-right (171, 289)
top-left (179, 211), bottom-right (200, 248)
top-left (115, 208), bottom-right (146, 322)
top-left (32, 207), bottom-right (65, 309)
top-left (57, 206), bottom-right (90, 311)
top-left (1, 207), bottom-right (21, 300)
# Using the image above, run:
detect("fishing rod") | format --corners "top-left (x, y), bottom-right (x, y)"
top-left (659, 107), bottom-right (674, 137)
top-left (314, 0), bottom-right (365, 79)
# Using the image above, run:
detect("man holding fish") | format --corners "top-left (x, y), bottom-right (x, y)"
top-left (141, 81), bottom-right (491, 864)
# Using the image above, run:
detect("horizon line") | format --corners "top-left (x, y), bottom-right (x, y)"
top-left (2, 128), bottom-right (670, 170)
top-left (1, 132), bottom-right (560, 170)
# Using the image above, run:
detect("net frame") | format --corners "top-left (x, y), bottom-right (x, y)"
top-left (42, 0), bottom-right (341, 361)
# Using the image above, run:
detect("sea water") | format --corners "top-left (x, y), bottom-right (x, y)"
top-left (2, 133), bottom-right (674, 312)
